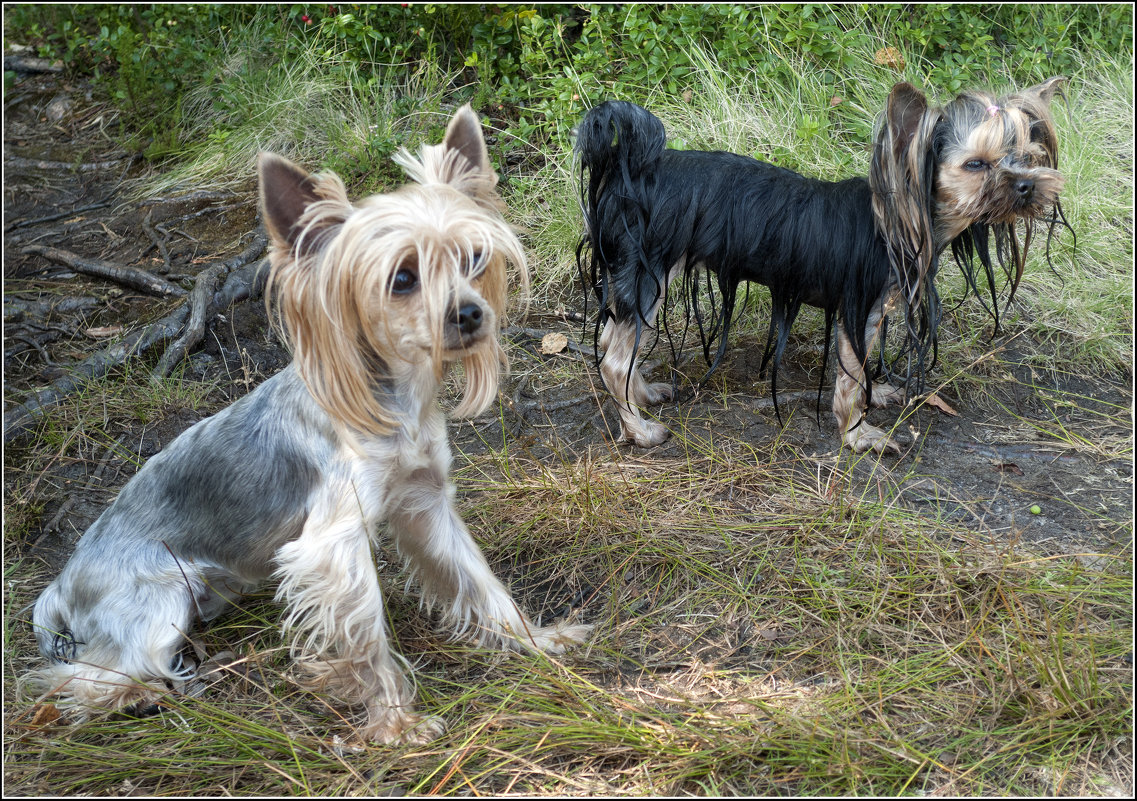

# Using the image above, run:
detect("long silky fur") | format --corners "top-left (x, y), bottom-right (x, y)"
top-left (576, 81), bottom-right (1069, 420)
top-left (265, 145), bottom-right (525, 439)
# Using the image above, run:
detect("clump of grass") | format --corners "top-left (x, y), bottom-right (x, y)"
top-left (138, 22), bottom-right (453, 199)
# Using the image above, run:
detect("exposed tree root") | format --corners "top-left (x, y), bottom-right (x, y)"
top-left (4, 233), bottom-right (268, 444)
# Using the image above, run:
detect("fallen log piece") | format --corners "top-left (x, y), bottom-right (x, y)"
top-left (3, 55), bottom-right (63, 73)
top-left (20, 245), bottom-right (187, 297)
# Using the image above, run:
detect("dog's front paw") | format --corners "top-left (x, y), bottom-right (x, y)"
top-left (358, 708), bottom-right (446, 746)
top-left (843, 422), bottom-right (901, 455)
top-left (526, 621), bottom-right (593, 654)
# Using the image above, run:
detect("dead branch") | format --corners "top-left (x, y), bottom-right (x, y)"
top-left (5, 155), bottom-right (128, 172)
top-left (139, 190), bottom-right (237, 206)
top-left (4, 295), bottom-right (100, 324)
top-left (5, 201), bottom-right (113, 231)
top-left (150, 233), bottom-right (267, 380)
top-left (3, 55), bottom-right (63, 73)
top-left (20, 245), bottom-right (187, 297)
top-left (141, 209), bottom-right (172, 273)
top-left (149, 264), bottom-right (226, 379)
top-left (503, 326), bottom-right (596, 357)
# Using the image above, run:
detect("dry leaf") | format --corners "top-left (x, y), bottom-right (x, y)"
top-left (540, 332), bottom-right (568, 355)
top-left (923, 393), bottom-right (957, 416)
top-left (29, 703), bottom-right (61, 727)
top-left (874, 46), bottom-right (906, 71)
top-left (85, 325), bottom-right (123, 339)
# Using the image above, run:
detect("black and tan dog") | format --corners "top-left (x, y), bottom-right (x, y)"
top-left (576, 79), bottom-right (1068, 453)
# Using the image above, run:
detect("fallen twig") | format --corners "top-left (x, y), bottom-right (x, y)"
top-left (21, 245), bottom-right (187, 297)
top-left (139, 190), bottom-right (238, 206)
top-left (3, 55), bottom-right (63, 73)
top-left (503, 325), bottom-right (596, 357)
top-left (5, 201), bottom-right (113, 231)
top-left (6, 155), bottom-right (128, 172)
top-left (141, 209), bottom-right (172, 273)
top-left (4, 295), bottom-right (100, 324)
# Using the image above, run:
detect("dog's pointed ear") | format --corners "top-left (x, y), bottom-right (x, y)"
top-left (885, 82), bottom-right (929, 162)
top-left (1025, 76), bottom-right (1067, 107)
top-left (259, 153), bottom-right (317, 251)
top-left (394, 105), bottom-right (502, 207)
top-left (443, 104), bottom-right (495, 186)
top-left (258, 152), bottom-right (350, 256)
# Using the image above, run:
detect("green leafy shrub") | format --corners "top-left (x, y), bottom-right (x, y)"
top-left (4, 3), bottom-right (1130, 171)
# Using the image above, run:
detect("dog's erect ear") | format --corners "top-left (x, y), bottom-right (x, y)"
top-left (1024, 76), bottom-right (1067, 107)
top-left (885, 82), bottom-right (929, 163)
top-left (443, 104), bottom-right (493, 183)
top-left (259, 153), bottom-right (318, 251)
top-left (394, 105), bottom-right (501, 206)
top-left (258, 152), bottom-right (351, 256)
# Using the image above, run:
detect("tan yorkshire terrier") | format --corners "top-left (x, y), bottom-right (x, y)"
top-left (575, 78), bottom-right (1069, 453)
top-left (24, 105), bottom-right (590, 745)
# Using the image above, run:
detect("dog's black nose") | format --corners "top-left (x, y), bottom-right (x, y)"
top-left (1015, 178), bottom-right (1035, 200)
top-left (455, 303), bottom-right (483, 335)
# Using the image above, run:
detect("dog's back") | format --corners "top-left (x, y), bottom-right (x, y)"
top-left (576, 100), bottom-right (891, 381)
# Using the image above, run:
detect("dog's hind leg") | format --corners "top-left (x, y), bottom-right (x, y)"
top-left (26, 549), bottom-right (213, 716)
top-left (833, 304), bottom-right (901, 455)
top-left (597, 255), bottom-right (684, 448)
top-left (389, 466), bottom-right (591, 655)
top-left (274, 486), bottom-right (444, 745)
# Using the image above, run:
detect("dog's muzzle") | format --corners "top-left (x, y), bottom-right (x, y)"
top-left (445, 302), bottom-right (489, 350)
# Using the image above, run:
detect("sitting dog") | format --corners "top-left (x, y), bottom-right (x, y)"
top-left (575, 79), bottom-right (1067, 453)
top-left (24, 105), bottom-right (590, 744)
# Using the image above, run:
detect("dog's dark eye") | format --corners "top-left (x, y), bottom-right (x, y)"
top-left (963, 159), bottom-right (988, 172)
top-left (463, 251), bottom-right (486, 276)
top-left (391, 268), bottom-right (419, 294)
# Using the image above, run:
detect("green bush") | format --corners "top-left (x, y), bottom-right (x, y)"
top-left (4, 3), bottom-right (1131, 166)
